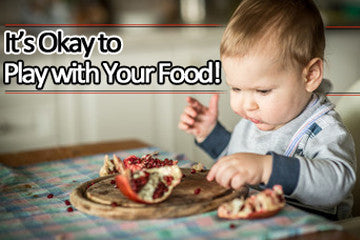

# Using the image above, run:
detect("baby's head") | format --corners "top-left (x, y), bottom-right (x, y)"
top-left (220, 0), bottom-right (325, 131)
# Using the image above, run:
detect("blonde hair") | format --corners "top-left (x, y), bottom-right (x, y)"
top-left (220, 0), bottom-right (325, 69)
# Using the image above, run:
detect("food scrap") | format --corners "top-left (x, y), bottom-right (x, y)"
top-left (218, 185), bottom-right (285, 219)
top-left (191, 162), bottom-right (205, 173)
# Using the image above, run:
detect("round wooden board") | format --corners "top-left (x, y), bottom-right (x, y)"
top-left (70, 168), bottom-right (248, 220)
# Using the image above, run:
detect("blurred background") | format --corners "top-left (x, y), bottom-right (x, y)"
top-left (0, 0), bottom-right (360, 167)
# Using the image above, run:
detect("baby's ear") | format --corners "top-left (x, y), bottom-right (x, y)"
top-left (303, 58), bottom-right (323, 93)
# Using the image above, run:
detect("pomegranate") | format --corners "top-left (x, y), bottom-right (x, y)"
top-left (113, 154), bottom-right (182, 204)
top-left (218, 185), bottom-right (285, 219)
top-left (99, 152), bottom-right (178, 176)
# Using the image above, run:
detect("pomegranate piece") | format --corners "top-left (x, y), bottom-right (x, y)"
top-left (67, 207), bottom-right (74, 212)
top-left (194, 188), bottom-right (201, 195)
top-left (129, 172), bottom-right (150, 193)
top-left (163, 176), bottom-right (174, 186)
top-left (191, 162), bottom-right (205, 173)
top-left (115, 156), bottom-right (182, 204)
top-left (152, 182), bottom-right (169, 199)
top-left (47, 194), bottom-right (54, 199)
top-left (64, 200), bottom-right (71, 206)
top-left (99, 155), bottom-right (122, 176)
top-left (99, 152), bottom-right (178, 177)
top-left (229, 224), bottom-right (237, 229)
top-left (218, 185), bottom-right (285, 220)
top-left (86, 182), bottom-right (95, 190)
top-left (123, 154), bottom-right (178, 171)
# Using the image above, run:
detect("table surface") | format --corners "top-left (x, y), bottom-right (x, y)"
top-left (0, 139), bottom-right (358, 240)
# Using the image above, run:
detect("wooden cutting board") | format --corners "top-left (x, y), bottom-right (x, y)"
top-left (70, 168), bottom-right (248, 220)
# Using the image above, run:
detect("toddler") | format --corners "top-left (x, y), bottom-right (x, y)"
top-left (179, 0), bottom-right (356, 220)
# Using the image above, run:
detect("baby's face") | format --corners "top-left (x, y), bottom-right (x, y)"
top-left (222, 54), bottom-right (311, 131)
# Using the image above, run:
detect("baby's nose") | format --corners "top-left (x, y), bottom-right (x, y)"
top-left (242, 96), bottom-right (258, 111)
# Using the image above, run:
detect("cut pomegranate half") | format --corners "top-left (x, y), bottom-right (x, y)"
top-left (115, 165), bottom-right (182, 204)
top-left (218, 185), bottom-right (285, 219)
top-left (111, 154), bottom-right (182, 204)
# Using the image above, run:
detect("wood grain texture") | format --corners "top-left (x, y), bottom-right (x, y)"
top-left (70, 168), bottom-right (248, 220)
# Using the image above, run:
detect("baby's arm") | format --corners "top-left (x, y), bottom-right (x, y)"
top-left (286, 124), bottom-right (356, 208)
top-left (179, 94), bottom-right (232, 159)
top-left (206, 122), bottom-right (356, 212)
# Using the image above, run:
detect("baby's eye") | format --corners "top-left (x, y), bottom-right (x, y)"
top-left (256, 89), bottom-right (272, 95)
top-left (231, 87), bottom-right (241, 93)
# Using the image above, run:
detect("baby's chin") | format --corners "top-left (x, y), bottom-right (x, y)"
top-left (254, 122), bottom-right (283, 131)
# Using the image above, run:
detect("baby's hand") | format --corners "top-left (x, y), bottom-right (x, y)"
top-left (178, 95), bottom-right (219, 143)
top-left (206, 153), bottom-right (273, 189)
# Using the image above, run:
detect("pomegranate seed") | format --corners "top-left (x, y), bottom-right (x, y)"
top-left (153, 182), bottom-right (168, 199)
top-left (67, 207), bottom-right (73, 212)
top-left (191, 169), bottom-right (196, 174)
top-left (194, 188), bottom-right (201, 195)
top-left (47, 194), bottom-right (54, 198)
top-left (130, 173), bottom-right (150, 193)
top-left (110, 180), bottom-right (116, 184)
top-left (111, 202), bottom-right (118, 207)
top-left (163, 176), bottom-right (174, 186)
top-left (64, 200), bottom-right (71, 206)
top-left (229, 223), bottom-right (236, 229)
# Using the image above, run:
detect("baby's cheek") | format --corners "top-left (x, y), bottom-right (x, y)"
top-left (230, 100), bottom-right (241, 116)
top-left (268, 104), bottom-right (292, 124)
top-left (231, 98), bottom-right (246, 117)
top-left (261, 101), bottom-right (285, 121)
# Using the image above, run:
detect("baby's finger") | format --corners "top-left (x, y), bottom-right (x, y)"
top-left (186, 97), bottom-right (203, 112)
top-left (206, 155), bottom-right (229, 181)
top-left (184, 106), bottom-right (198, 118)
top-left (180, 113), bottom-right (196, 126)
top-left (230, 173), bottom-right (246, 190)
top-left (206, 161), bottom-right (221, 181)
top-left (208, 94), bottom-right (219, 116)
top-left (218, 168), bottom-right (238, 188)
top-left (178, 121), bottom-right (199, 136)
top-left (178, 121), bottom-right (190, 131)
top-left (214, 162), bottom-right (233, 187)
top-left (186, 96), bottom-right (199, 104)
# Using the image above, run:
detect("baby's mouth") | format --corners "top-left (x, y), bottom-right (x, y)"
top-left (248, 117), bottom-right (262, 124)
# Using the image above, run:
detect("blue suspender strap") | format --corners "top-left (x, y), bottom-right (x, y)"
top-left (284, 95), bottom-right (333, 157)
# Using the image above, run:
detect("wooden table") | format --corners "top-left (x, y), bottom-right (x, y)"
top-left (0, 139), bottom-right (358, 240)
